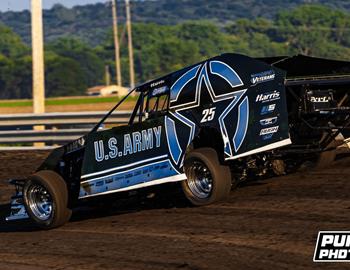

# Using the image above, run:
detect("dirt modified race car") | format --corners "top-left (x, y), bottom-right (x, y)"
top-left (6, 53), bottom-right (350, 229)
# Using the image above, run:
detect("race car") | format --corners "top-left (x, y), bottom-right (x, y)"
top-left (6, 53), bottom-right (350, 229)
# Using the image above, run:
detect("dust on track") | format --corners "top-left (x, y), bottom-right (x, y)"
top-left (0, 150), bottom-right (349, 270)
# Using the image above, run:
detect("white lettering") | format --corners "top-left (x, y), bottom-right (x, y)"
top-left (132, 132), bottom-right (142, 153)
top-left (319, 249), bottom-right (329, 259)
top-left (321, 235), bottom-right (334, 247)
top-left (153, 126), bottom-right (162, 148)
top-left (124, 134), bottom-right (133, 155)
top-left (94, 140), bottom-right (104, 162)
top-left (256, 91), bottom-right (280, 103)
top-left (142, 129), bottom-right (153, 151)
top-left (108, 137), bottom-right (118, 159)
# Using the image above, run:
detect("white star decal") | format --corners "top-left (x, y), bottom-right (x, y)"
top-left (165, 60), bottom-right (249, 164)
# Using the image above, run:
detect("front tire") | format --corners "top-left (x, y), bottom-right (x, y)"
top-left (23, 170), bottom-right (72, 229)
top-left (182, 148), bottom-right (232, 206)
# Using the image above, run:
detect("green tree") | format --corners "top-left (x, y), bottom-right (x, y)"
top-left (276, 5), bottom-right (341, 56)
top-left (45, 52), bottom-right (87, 97)
top-left (0, 25), bottom-right (29, 99)
top-left (47, 38), bottom-right (104, 87)
top-left (0, 24), bottom-right (28, 58)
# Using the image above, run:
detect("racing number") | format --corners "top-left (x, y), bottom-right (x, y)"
top-left (201, 107), bottom-right (216, 123)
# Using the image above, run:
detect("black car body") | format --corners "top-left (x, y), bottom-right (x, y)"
top-left (7, 53), bottom-right (350, 228)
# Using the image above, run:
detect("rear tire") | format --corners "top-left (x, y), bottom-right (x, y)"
top-left (23, 170), bottom-right (72, 229)
top-left (182, 148), bottom-right (232, 206)
top-left (316, 135), bottom-right (342, 168)
top-left (317, 148), bottom-right (337, 168)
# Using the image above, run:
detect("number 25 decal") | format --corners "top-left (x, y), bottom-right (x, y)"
top-left (201, 107), bottom-right (216, 123)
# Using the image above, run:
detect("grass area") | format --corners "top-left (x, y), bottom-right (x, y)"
top-left (0, 100), bottom-right (32, 107)
top-left (0, 96), bottom-right (138, 108)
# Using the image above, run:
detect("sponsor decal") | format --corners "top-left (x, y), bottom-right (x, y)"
top-left (260, 104), bottom-right (276, 115)
top-left (150, 80), bottom-right (165, 88)
top-left (94, 126), bottom-right (162, 162)
top-left (310, 96), bottom-right (330, 103)
top-left (79, 159), bottom-right (182, 198)
top-left (256, 91), bottom-right (280, 103)
top-left (314, 231), bottom-right (350, 262)
top-left (260, 126), bottom-right (279, 140)
top-left (151, 86), bottom-right (169, 97)
top-left (96, 181), bottom-right (104, 187)
top-left (66, 137), bottom-right (85, 153)
top-left (260, 116), bottom-right (278, 126)
top-left (251, 70), bottom-right (275, 85)
top-left (260, 126), bottom-right (279, 136)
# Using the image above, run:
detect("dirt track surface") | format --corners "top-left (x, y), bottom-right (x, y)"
top-left (0, 151), bottom-right (350, 270)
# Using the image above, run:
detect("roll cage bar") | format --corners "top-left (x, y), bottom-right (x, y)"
top-left (91, 86), bottom-right (170, 133)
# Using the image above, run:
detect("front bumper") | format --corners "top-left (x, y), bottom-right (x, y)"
top-left (6, 179), bottom-right (29, 221)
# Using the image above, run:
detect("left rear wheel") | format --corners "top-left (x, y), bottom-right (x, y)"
top-left (182, 148), bottom-right (232, 206)
top-left (23, 170), bottom-right (72, 229)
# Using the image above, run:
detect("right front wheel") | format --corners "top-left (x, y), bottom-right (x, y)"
top-left (182, 148), bottom-right (232, 206)
top-left (23, 170), bottom-right (72, 229)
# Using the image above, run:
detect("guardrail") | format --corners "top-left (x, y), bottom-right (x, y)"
top-left (0, 111), bottom-right (132, 146)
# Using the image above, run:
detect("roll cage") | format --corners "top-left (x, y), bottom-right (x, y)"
top-left (92, 85), bottom-right (170, 133)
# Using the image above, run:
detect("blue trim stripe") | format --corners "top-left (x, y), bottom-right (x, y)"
top-left (79, 160), bottom-right (179, 198)
top-left (210, 61), bottom-right (243, 88)
top-left (233, 96), bottom-right (249, 152)
top-left (165, 116), bottom-right (182, 164)
top-left (170, 65), bottom-right (201, 102)
top-left (170, 111), bottom-right (196, 146)
top-left (217, 90), bottom-right (247, 156)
